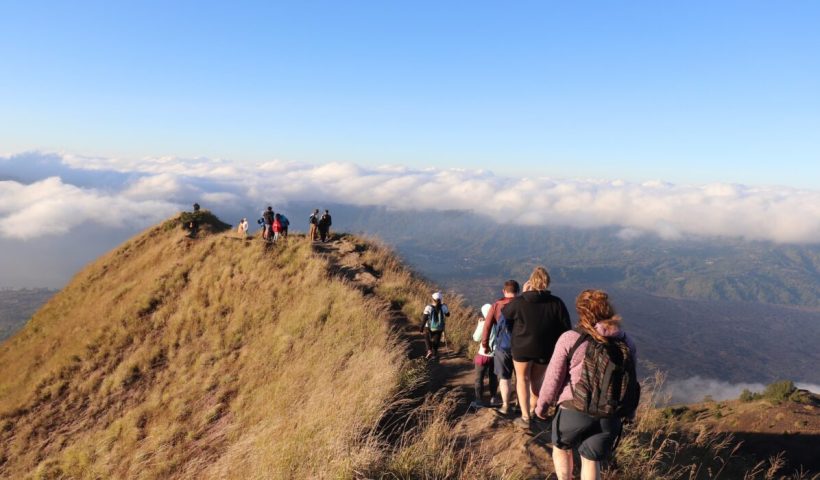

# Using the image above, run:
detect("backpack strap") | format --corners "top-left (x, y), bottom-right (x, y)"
top-left (562, 332), bottom-right (590, 410)
top-left (567, 332), bottom-right (589, 366)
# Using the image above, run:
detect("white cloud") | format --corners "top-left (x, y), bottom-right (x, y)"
top-left (0, 177), bottom-right (178, 239)
top-left (663, 376), bottom-right (820, 404)
top-left (2, 151), bottom-right (819, 243)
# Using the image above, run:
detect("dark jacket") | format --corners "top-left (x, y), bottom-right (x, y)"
top-left (501, 290), bottom-right (571, 360)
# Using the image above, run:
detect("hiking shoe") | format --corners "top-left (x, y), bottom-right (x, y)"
top-left (497, 403), bottom-right (509, 415)
top-left (514, 416), bottom-right (531, 431)
top-left (470, 400), bottom-right (485, 409)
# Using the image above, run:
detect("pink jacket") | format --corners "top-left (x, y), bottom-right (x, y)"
top-left (535, 324), bottom-right (637, 417)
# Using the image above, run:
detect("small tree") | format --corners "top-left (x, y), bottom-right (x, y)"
top-left (762, 380), bottom-right (795, 403)
top-left (739, 388), bottom-right (761, 402)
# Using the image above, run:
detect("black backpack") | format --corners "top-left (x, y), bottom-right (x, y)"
top-left (567, 332), bottom-right (640, 418)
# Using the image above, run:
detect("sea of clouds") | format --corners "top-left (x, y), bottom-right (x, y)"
top-left (1, 151), bottom-right (819, 243)
top-left (663, 376), bottom-right (820, 404)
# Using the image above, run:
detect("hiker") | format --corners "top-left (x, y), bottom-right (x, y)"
top-left (318, 209), bottom-right (332, 242)
top-left (272, 213), bottom-right (284, 242)
top-left (480, 279), bottom-right (520, 415)
top-left (308, 209), bottom-right (320, 241)
top-left (420, 291), bottom-right (450, 359)
top-left (535, 290), bottom-right (639, 480)
top-left (501, 266), bottom-right (571, 429)
top-left (238, 218), bottom-right (249, 237)
top-left (187, 203), bottom-right (201, 237)
top-left (262, 206), bottom-right (275, 241)
top-left (280, 214), bottom-right (290, 237)
top-left (471, 303), bottom-right (499, 408)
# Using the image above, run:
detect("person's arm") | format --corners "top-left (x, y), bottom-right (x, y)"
top-left (480, 303), bottom-right (499, 349)
top-left (420, 305), bottom-right (431, 332)
top-left (535, 333), bottom-right (573, 418)
top-left (443, 304), bottom-right (450, 317)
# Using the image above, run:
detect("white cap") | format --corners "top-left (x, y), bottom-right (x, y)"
top-left (481, 303), bottom-right (492, 319)
top-left (431, 291), bottom-right (442, 301)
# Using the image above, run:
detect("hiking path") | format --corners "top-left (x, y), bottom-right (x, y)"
top-left (312, 235), bottom-right (555, 479)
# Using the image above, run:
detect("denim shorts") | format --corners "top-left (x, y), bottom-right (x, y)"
top-left (551, 406), bottom-right (622, 461)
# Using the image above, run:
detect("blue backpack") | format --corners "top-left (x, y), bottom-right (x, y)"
top-left (495, 312), bottom-right (512, 351)
top-left (428, 306), bottom-right (446, 332)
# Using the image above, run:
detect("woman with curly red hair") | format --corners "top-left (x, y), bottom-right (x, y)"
top-left (535, 289), bottom-right (639, 480)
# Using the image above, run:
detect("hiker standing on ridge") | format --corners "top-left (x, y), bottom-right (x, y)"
top-left (471, 303), bottom-right (499, 408)
top-left (535, 290), bottom-right (639, 480)
top-left (272, 213), bottom-right (284, 243)
top-left (280, 213), bottom-right (290, 238)
top-left (262, 206), bottom-right (275, 241)
top-left (318, 209), bottom-right (332, 242)
top-left (308, 209), bottom-right (320, 241)
top-left (502, 266), bottom-right (571, 430)
top-left (481, 279), bottom-right (520, 415)
top-left (238, 218), bottom-right (249, 238)
top-left (421, 292), bottom-right (450, 360)
top-left (187, 203), bottom-right (201, 237)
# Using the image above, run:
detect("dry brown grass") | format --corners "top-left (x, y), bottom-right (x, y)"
top-left (605, 372), bottom-right (819, 480)
top-left (0, 214), bottom-right (407, 479)
top-left (0, 214), bottom-right (814, 480)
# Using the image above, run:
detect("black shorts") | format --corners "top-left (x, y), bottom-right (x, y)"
top-left (493, 349), bottom-right (514, 379)
top-left (551, 407), bottom-right (622, 461)
top-left (512, 354), bottom-right (549, 365)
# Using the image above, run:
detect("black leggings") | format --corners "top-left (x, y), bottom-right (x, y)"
top-left (425, 330), bottom-right (442, 354)
top-left (474, 361), bottom-right (498, 400)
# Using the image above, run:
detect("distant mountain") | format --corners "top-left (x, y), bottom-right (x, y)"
top-left (315, 203), bottom-right (820, 308)
top-left (0, 288), bottom-right (55, 342)
top-left (287, 203), bottom-right (820, 385)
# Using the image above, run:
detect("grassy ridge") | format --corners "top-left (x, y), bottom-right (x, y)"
top-left (0, 214), bottom-right (410, 478)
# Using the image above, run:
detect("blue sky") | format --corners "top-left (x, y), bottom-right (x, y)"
top-left (1, 1), bottom-right (819, 188)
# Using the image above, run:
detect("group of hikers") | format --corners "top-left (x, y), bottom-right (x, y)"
top-left (420, 267), bottom-right (639, 480)
top-left (234, 207), bottom-right (332, 243)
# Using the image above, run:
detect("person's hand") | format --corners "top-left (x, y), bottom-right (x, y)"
top-left (481, 341), bottom-right (488, 350)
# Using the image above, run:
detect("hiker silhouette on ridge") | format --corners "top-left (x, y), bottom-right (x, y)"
top-left (318, 209), bottom-right (332, 242)
top-left (308, 209), bottom-right (320, 242)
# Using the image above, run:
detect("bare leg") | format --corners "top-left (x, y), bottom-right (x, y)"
top-left (552, 446), bottom-right (573, 480)
top-left (529, 362), bottom-right (549, 415)
top-left (513, 360), bottom-right (532, 419)
top-left (580, 457), bottom-right (601, 480)
top-left (499, 378), bottom-right (512, 407)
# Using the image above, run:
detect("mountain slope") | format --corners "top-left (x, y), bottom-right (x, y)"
top-left (0, 213), bottom-right (477, 479)
top-left (2, 212), bottom-right (816, 480)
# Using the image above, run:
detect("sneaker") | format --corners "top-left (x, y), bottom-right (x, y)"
top-left (496, 403), bottom-right (509, 416)
top-left (470, 400), bottom-right (485, 409)
top-left (514, 416), bottom-right (531, 431)
top-left (489, 395), bottom-right (501, 406)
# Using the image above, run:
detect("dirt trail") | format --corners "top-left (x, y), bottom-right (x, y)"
top-left (313, 235), bottom-right (555, 479)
